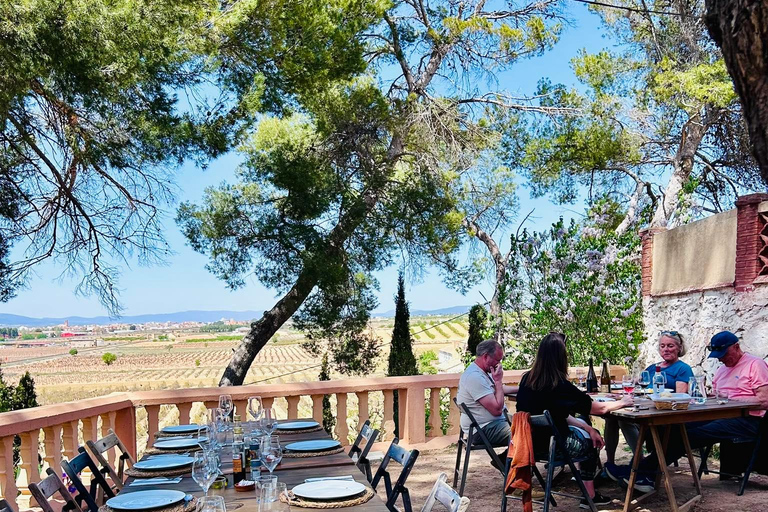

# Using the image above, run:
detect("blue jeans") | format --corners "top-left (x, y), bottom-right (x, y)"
top-left (639, 416), bottom-right (761, 472)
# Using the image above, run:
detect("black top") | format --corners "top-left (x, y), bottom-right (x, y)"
top-left (516, 373), bottom-right (593, 454)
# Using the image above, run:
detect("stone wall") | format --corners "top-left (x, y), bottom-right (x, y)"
top-left (640, 283), bottom-right (768, 383)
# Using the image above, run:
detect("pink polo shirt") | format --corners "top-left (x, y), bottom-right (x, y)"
top-left (712, 353), bottom-right (768, 417)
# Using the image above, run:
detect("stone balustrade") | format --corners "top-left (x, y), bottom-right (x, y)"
top-left (0, 366), bottom-right (626, 510)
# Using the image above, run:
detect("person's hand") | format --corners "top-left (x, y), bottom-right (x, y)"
top-left (619, 395), bottom-right (635, 408)
top-left (587, 427), bottom-right (605, 450)
top-left (490, 364), bottom-right (504, 383)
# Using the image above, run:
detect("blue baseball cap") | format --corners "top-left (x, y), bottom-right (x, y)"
top-left (707, 331), bottom-right (739, 359)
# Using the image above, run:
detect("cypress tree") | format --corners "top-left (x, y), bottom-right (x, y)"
top-left (387, 272), bottom-right (418, 437)
top-left (465, 304), bottom-right (488, 364)
top-left (13, 372), bottom-right (38, 411)
top-left (319, 353), bottom-right (336, 435)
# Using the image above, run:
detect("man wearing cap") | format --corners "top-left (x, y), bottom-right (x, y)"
top-left (621, 330), bottom-right (768, 492)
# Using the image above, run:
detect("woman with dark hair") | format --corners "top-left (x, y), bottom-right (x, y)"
top-left (516, 333), bottom-right (633, 507)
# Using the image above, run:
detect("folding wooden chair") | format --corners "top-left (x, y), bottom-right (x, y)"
top-left (697, 413), bottom-right (768, 495)
top-left (420, 473), bottom-right (469, 512)
top-left (371, 438), bottom-right (419, 512)
top-left (62, 448), bottom-right (117, 512)
top-left (348, 419), bottom-right (380, 482)
top-left (0, 498), bottom-right (15, 512)
top-left (452, 398), bottom-right (507, 496)
top-left (85, 429), bottom-right (135, 491)
top-left (501, 411), bottom-right (596, 512)
top-left (28, 468), bottom-right (83, 512)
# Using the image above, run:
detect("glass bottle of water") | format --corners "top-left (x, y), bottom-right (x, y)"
top-left (652, 366), bottom-right (665, 396)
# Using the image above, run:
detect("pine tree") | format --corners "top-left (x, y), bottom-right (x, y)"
top-left (13, 372), bottom-right (38, 411)
top-left (319, 354), bottom-right (336, 435)
top-left (464, 304), bottom-right (488, 365)
top-left (387, 272), bottom-right (418, 437)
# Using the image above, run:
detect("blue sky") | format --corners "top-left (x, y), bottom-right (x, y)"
top-left (3, 4), bottom-right (608, 319)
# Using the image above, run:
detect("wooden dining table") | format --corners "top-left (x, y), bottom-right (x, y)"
top-left (122, 419), bottom-right (387, 511)
top-left (611, 397), bottom-right (762, 512)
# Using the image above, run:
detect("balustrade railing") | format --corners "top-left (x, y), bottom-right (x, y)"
top-left (0, 367), bottom-right (626, 510)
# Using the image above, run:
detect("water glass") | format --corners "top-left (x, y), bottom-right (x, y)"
top-left (197, 495), bottom-right (226, 512)
top-left (259, 483), bottom-right (289, 511)
top-left (714, 385), bottom-right (730, 404)
top-left (249, 396), bottom-right (263, 422)
top-left (255, 475), bottom-right (278, 504)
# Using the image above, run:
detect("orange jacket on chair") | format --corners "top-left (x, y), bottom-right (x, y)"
top-left (504, 411), bottom-right (535, 512)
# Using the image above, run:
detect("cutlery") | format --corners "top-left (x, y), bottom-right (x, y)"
top-left (304, 475), bottom-right (355, 483)
top-left (129, 477), bottom-right (183, 486)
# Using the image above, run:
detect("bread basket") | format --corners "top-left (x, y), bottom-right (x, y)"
top-left (651, 393), bottom-right (691, 410)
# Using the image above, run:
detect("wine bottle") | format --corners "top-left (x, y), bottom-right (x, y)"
top-left (600, 360), bottom-right (611, 393)
top-left (586, 358), bottom-right (598, 393)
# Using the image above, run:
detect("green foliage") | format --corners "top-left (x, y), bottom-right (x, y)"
top-left (504, 212), bottom-right (642, 368)
top-left (195, 359), bottom-right (201, 367)
top-left (464, 305), bottom-right (489, 365)
top-left (418, 350), bottom-right (438, 375)
top-left (200, 322), bottom-right (249, 333)
top-left (319, 353), bottom-right (335, 435)
top-left (157, 335), bottom-right (168, 341)
top-left (20, 334), bottom-right (36, 340)
top-left (0, 370), bottom-right (38, 469)
top-left (68, 348), bottom-right (78, 356)
top-left (0, 328), bottom-right (18, 338)
top-left (102, 352), bottom-right (117, 366)
top-left (388, 273), bottom-right (418, 438)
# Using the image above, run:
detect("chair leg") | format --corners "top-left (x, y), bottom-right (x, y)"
top-left (698, 445), bottom-right (712, 479)
top-left (453, 431), bottom-right (465, 489)
top-left (738, 440), bottom-right (760, 496)
top-left (459, 431), bottom-right (474, 496)
top-left (543, 447), bottom-right (557, 512)
top-left (533, 464), bottom-right (557, 507)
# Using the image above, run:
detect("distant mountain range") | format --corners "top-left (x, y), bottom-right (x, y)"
top-left (0, 305), bottom-right (472, 327)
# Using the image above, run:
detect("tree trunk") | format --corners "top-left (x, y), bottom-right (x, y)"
top-left (705, 0), bottom-right (768, 186)
top-left (650, 115), bottom-right (709, 227)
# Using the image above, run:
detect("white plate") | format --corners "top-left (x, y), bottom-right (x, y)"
top-left (285, 440), bottom-right (341, 452)
top-left (162, 424), bottom-right (203, 434)
top-left (134, 455), bottom-right (194, 471)
top-left (292, 480), bottom-right (367, 500)
top-left (153, 438), bottom-right (200, 450)
top-left (107, 490), bottom-right (186, 510)
top-left (277, 421), bottom-right (320, 431)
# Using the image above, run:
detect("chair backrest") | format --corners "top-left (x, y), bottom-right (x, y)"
top-left (62, 449), bottom-right (116, 512)
top-left (349, 419), bottom-right (380, 481)
top-left (420, 473), bottom-right (465, 512)
top-left (28, 468), bottom-right (83, 512)
top-left (0, 498), bottom-right (15, 512)
top-left (85, 429), bottom-right (135, 490)
top-left (371, 438), bottom-right (420, 512)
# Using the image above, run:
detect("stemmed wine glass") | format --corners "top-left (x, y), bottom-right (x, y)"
top-left (622, 375), bottom-right (635, 397)
top-left (638, 371), bottom-right (651, 392)
top-left (192, 452), bottom-right (217, 496)
top-left (260, 436), bottom-right (282, 480)
top-left (262, 408), bottom-right (277, 437)
top-left (248, 396), bottom-right (263, 422)
top-left (218, 395), bottom-right (233, 419)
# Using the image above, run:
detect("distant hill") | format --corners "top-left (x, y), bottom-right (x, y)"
top-left (0, 310), bottom-right (264, 328)
top-left (371, 305), bottom-right (471, 318)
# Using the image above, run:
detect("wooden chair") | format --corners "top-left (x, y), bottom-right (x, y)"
top-left (452, 398), bottom-right (507, 496)
top-left (420, 473), bottom-right (469, 512)
top-left (62, 449), bottom-right (117, 512)
top-left (371, 438), bottom-right (419, 512)
top-left (348, 419), bottom-right (380, 482)
top-left (85, 429), bottom-right (135, 490)
top-left (28, 468), bottom-right (83, 512)
top-left (0, 498), bottom-right (16, 512)
top-left (500, 411), bottom-right (595, 512)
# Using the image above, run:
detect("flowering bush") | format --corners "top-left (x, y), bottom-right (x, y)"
top-left (503, 210), bottom-right (642, 368)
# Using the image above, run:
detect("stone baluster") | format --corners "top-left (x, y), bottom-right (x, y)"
top-left (42, 425), bottom-right (63, 477)
top-left (428, 388), bottom-right (442, 436)
top-left (447, 388), bottom-right (460, 435)
top-left (62, 420), bottom-right (80, 461)
top-left (335, 393), bottom-right (349, 446)
top-left (0, 435), bottom-right (19, 511)
top-left (355, 392), bottom-right (369, 434)
top-left (177, 402), bottom-right (193, 425)
top-left (17, 429), bottom-right (41, 495)
top-left (382, 390), bottom-right (396, 441)
top-left (286, 396), bottom-right (300, 420)
top-left (145, 405), bottom-right (161, 444)
top-left (262, 397), bottom-right (274, 410)
top-left (398, 385), bottom-right (426, 444)
top-left (310, 394), bottom-right (324, 424)
top-left (234, 400), bottom-right (247, 420)
top-left (82, 416), bottom-right (100, 443)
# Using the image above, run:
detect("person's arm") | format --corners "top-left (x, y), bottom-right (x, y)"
top-left (590, 395), bottom-right (633, 415)
top-left (567, 415), bottom-right (605, 449)
top-left (754, 384), bottom-right (768, 410)
top-left (675, 380), bottom-right (689, 393)
top-left (503, 384), bottom-right (519, 395)
top-left (477, 364), bottom-right (506, 416)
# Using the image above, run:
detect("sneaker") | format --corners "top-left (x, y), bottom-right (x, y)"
top-left (623, 474), bottom-right (654, 493)
top-left (604, 462), bottom-right (630, 482)
top-left (580, 491), bottom-right (612, 509)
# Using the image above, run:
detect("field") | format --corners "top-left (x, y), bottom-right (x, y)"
top-left (2, 315), bottom-right (470, 406)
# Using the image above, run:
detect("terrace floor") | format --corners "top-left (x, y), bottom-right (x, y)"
top-left (372, 444), bottom-right (768, 511)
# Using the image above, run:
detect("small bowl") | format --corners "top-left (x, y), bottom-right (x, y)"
top-left (234, 480), bottom-right (255, 492)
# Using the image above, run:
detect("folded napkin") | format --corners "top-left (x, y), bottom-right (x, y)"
top-left (304, 475), bottom-right (355, 483)
top-left (129, 477), bottom-right (183, 487)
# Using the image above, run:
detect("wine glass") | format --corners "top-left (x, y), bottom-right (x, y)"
top-left (248, 396), bottom-right (263, 422)
top-left (260, 436), bottom-right (282, 478)
top-left (197, 425), bottom-right (211, 453)
top-left (622, 375), bottom-right (635, 397)
top-left (219, 395), bottom-right (233, 418)
top-left (196, 495), bottom-right (226, 512)
top-left (192, 453), bottom-right (216, 496)
top-left (262, 408), bottom-right (277, 436)
top-left (576, 369), bottom-right (586, 389)
top-left (638, 370), bottom-right (651, 391)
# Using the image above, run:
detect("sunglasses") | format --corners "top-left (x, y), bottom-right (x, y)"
top-left (706, 343), bottom-right (736, 351)
top-left (659, 330), bottom-right (679, 337)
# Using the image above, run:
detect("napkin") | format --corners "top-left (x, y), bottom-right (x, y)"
top-left (304, 475), bottom-right (355, 483)
top-left (129, 477), bottom-right (183, 486)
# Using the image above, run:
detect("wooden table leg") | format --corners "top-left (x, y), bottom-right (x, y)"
top-left (622, 424), bottom-right (647, 512)
top-left (654, 425), bottom-right (672, 489)
top-left (650, 425), bottom-right (679, 512)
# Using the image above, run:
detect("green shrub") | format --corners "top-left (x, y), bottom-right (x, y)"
top-left (102, 352), bottom-right (117, 365)
top-left (69, 348), bottom-right (78, 356)
top-left (195, 359), bottom-right (201, 367)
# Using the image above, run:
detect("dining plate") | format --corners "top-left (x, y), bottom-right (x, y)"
top-left (291, 480), bottom-right (367, 500)
top-left (133, 455), bottom-right (194, 471)
top-left (593, 396), bottom-right (616, 402)
top-left (285, 440), bottom-right (341, 452)
top-left (277, 420), bottom-right (320, 431)
top-left (106, 490), bottom-right (186, 510)
top-left (153, 438), bottom-right (200, 450)
top-left (162, 424), bottom-right (203, 434)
